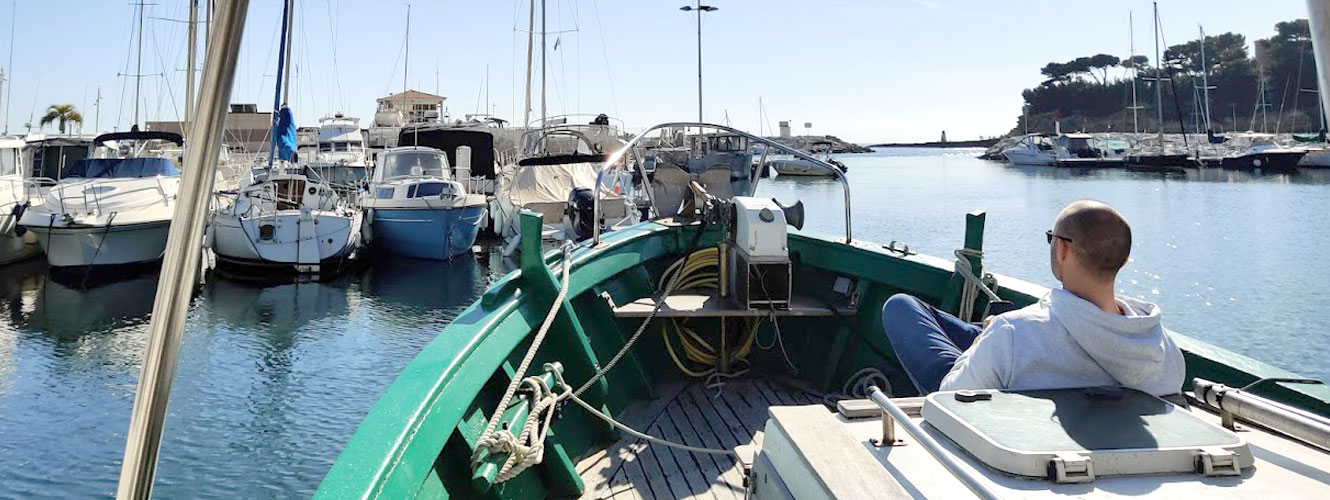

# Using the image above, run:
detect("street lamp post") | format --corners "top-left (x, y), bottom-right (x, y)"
top-left (680, 2), bottom-right (717, 123)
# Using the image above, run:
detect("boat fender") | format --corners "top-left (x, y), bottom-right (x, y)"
top-left (9, 203), bottom-right (27, 236)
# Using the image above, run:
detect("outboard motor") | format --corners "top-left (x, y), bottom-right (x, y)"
top-left (567, 187), bottom-right (596, 242)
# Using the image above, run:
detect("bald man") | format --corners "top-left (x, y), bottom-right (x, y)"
top-left (880, 200), bottom-right (1185, 396)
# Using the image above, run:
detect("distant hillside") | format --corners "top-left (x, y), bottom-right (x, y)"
top-left (1010, 19), bottom-right (1322, 137)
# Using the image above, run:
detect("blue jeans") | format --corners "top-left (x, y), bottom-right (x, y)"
top-left (881, 294), bottom-right (982, 394)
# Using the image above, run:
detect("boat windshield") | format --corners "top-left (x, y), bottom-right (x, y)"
top-left (381, 150), bottom-right (449, 179)
top-left (319, 141), bottom-right (363, 152)
top-left (60, 157), bottom-right (180, 178)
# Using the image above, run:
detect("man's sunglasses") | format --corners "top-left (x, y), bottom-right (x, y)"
top-left (1046, 230), bottom-right (1073, 244)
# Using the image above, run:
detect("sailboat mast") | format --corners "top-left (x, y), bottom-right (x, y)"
top-left (1129, 11), bottom-right (1140, 134)
top-left (185, 0), bottom-right (199, 136)
top-left (1153, 1), bottom-right (1164, 143)
top-left (522, 0), bottom-right (534, 128)
top-left (540, 0), bottom-right (547, 135)
top-left (133, 0), bottom-right (146, 128)
top-left (1200, 25), bottom-right (1213, 131)
top-left (281, 0), bottom-right (294, 104)
top-left (403, 4), bottom-right (410, 95)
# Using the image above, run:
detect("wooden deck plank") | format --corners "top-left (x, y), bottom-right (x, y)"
top-left (656, 403), bottom-right (735, 500)
top-left (642, 419), bottom-right (699, 500)
top-left (664, 399), bottom-right (745, 500)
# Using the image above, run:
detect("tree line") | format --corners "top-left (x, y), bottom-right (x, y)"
top-left (1017, 19), bottom-right (1321, 135)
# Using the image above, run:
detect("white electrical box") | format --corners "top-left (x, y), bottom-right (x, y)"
top-left (732, 196), bottom-right (788, 263)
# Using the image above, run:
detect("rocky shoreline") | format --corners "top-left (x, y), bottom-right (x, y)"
top-left (766, 135), bottom-right (873, 154)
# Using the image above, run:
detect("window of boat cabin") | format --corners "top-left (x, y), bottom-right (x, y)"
top-left (379, 150), bottom-right (450, 180)
top-left (0, 148), bottom-right (16, 176)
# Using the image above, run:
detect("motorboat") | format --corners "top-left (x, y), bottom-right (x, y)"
top-left (1221, 137), bottom-right (1307, 172)
top-left (313, 122), bottom-right (1330, 500)
top-left (303, 113), bottom-right (371, 187)
top-left (1001, 133), bottom-right (1062, 165)
top-left (362, 146), bottom-right (487, 260)
top-left (17, 129), bottom-right (182, 268)
top-left (768, 140), bottom-right (848, 176)
top-left (0, 137), bottom-right (41, 265)
top-left (208, 162), bottom-right (363, 275)
top-left (490, 123), bottom-right (641, 247)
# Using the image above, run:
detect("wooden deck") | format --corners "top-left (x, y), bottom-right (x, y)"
top-left (576, 379), bottom-right (823, 500)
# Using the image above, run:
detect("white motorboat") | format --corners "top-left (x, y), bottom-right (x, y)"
top-left (362, 146), bottom-right (487, 260)
top-left (208, 162), bottom-right (363, 275)
top-left (0, 137), bottom-right (41, 265)
top-left (303, 113), bottom-right (371, 187)
top-left (17, 129), bottom-right (183, 267)
top-left (1002, 133), bottom-right (1062, 165)
top-left (769, 140), bottom-right (848, 177)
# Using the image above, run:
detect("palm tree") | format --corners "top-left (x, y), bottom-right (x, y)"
top-left (40, 104), bottom-right (84, 134)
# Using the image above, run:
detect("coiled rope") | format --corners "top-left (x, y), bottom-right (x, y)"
top-left (953, 248), bottom-right (1000, 322)
top-left (472, 243), bottom-right (574, 482)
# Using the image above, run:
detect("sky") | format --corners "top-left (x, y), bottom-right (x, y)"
top-left (0, 0), bottom-right (1317, 143)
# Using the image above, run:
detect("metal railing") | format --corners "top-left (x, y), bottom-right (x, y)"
top-left (591, 122), bottom-right (852, 246)
top-left (1193, 378), bottom-right (1330, 450)
top-left (868, 387), bottom-right (1004, 500)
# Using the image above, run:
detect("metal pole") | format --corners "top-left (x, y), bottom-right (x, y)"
top-left (114, 0), bottom-right (249, 497)
top-left (1129, 11), bottom-right (1140, 134)
top-left (134, 0), bottom-right (146, 128)
top-left (869, 388), bottom-right (1005, 500)
top-left (696, 1), bottom-right (703, 123)
top-left (540, 0), bottom-right (547, 134)
top-left (522, 0), bottom-right (534, 128)
top-left (1153, 1), bottom-right (1163, 140)
top-left (1308, 0), bottom-right (1330, 133)
top-left (1200, 25), bottom-right (1212, 131)
top-left (5, 2), bottom-right (16, 135)
top-left (184, 0), bottom-right (198, 137)
top-left (281, 0), bottom-right (295, 105)
top-left (403, 4), bottom-right (410, 95)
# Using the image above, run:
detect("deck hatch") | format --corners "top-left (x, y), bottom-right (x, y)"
top-left (922, 387), bottom-right (1253, 481)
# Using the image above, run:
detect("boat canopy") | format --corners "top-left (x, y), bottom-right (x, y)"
top-left (1292, 131), bottom-right (1326, 143)
top-left (505, 161), bottom-right (603, 206)
top-left (92, 128), bottom-right (184, 147)
top-left (397, 127), bottom-right (497, 178)
top-left (62, 157), bottom-right (181, 178)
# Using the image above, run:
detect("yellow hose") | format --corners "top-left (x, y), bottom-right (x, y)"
top-left (658, 248), bottom-right (761, 378)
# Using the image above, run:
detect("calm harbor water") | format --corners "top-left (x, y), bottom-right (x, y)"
top-left (1, 147), bottom-right (1328, 497)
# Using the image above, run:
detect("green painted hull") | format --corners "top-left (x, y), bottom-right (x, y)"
top-left (314, 217), bottom-right (1330, 499)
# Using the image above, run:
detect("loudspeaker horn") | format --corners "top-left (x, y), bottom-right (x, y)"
top-left (772, 198), bottom-right (804, 230)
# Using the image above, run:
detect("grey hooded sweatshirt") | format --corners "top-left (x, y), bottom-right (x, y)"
top-left (940, 288), bottom-right (1186, 396)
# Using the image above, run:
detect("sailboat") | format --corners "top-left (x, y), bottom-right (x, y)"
top-left (207, 0), bottom-right (362, 275)
top-left (1124, 1), bottom-right (1195, 172)
top-left (489, 0), bottom-right (642, 246)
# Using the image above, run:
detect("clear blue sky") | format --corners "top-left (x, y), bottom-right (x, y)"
top-left (0, 0), bottom-right (1315, 142)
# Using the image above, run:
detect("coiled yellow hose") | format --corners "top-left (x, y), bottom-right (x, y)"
top-left (657, 248), bottom-right (760, 378)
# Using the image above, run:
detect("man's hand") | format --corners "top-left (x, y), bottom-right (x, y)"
top-left (982, 316), bottom-right (995, 329)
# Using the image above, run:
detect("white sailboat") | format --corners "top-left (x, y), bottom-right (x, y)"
top-left (207, 0), bottom-right (362, 275)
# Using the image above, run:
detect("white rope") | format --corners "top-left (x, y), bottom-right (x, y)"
top-left (953, 248), bottom-right (1000, 322)
top-left (554, 370), bottom-right (737, 456)
top-left (472, 243), bottom-right (574, 480)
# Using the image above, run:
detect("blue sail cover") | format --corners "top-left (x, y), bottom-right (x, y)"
top-left (275, 106), bottom-right (298, 161)
top-left (62, 157), bottom-right (181, 178)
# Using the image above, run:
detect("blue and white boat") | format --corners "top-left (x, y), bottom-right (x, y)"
top-left (362, 146), bottom-right (487, 260)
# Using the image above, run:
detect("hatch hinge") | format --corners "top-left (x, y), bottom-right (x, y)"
top-left (1049, 452), bottom-right (1095, 483)
top-left (1196, 447), bottom-right (1242, 477)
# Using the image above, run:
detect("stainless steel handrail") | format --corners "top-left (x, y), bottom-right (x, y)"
top-left (115, 0), bottom-right (250, 497)
top-left (868, 387), bottom-right (1004, 500)
top-left (591, 122), bottom-right (852, 246)
top-left (1193, 378), bottom-right (1330, 450)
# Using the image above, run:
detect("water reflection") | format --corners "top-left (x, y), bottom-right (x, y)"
top-left (363, 253), bottom-right (482, 314)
